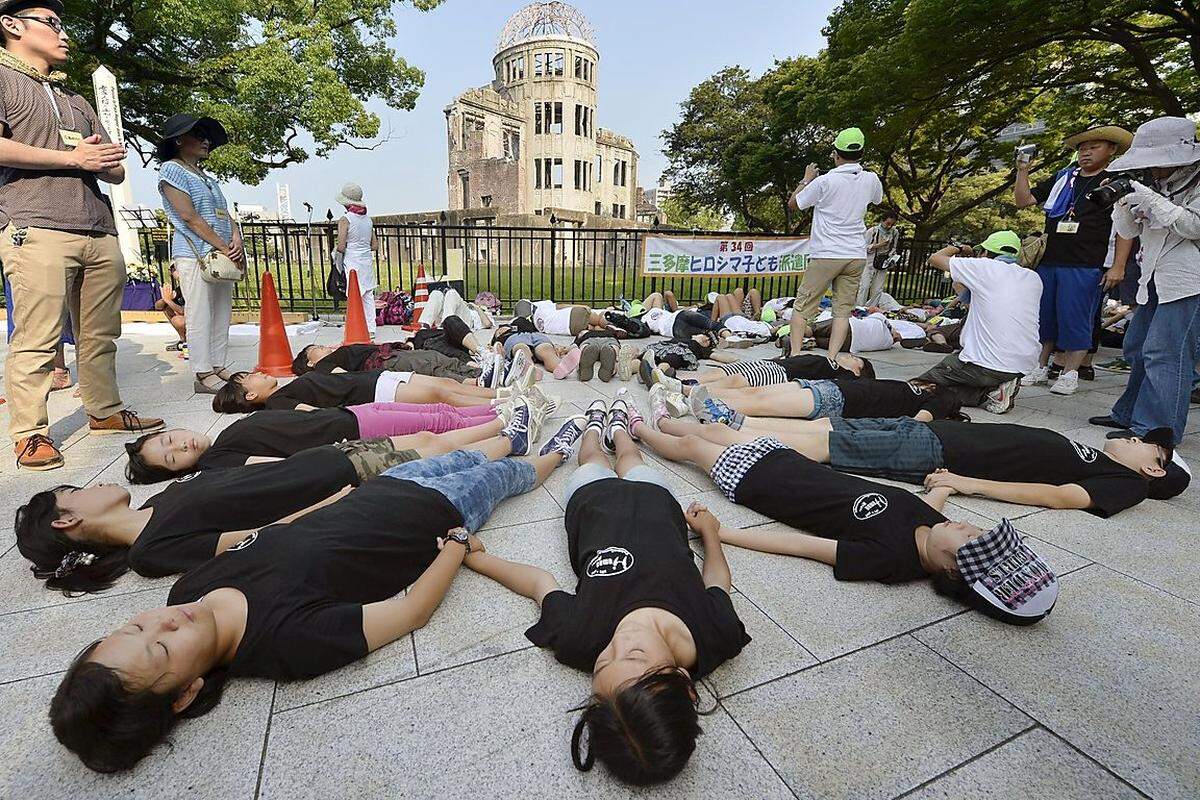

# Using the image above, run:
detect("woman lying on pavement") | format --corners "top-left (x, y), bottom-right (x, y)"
top-left (48, 404), bottom-right (587, 773)
top-left (291, 341), bottom-right (481, 384)
top-left (124, 403), bottom-right (505, 484)
top-left (631, 418), bottom-right (1059, 623)
top-left (656, 372), bottom-right (964, 424)
top-left (643, 405), bottom-right (1190, 517)
top-left (688, 352), bottom-right (873, 389)
top-left (212, 364), bottom-right (534, 414)
top-left (18, 411), bottom-right (540, 591)
top-left (461, 394), bottom-right (749, 785)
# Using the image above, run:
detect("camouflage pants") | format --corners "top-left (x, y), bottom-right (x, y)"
top-left (332, 438), bottom-right (422, 481)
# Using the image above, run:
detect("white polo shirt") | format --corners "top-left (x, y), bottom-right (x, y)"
top-left (949, 257), bottom-right (1043, 375)
top-left (794, 163), bottom-right (883, 259)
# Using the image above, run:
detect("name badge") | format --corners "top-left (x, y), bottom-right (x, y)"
top-left (1056, 221), bottom-right (1080, 234)
top-left (215, 209), bottom-right (230, 220)
top-left (59, 129), bottom-right (83, 147)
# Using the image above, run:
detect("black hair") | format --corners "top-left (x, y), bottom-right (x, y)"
top-left (570, 667), bottom-right (708, 785)
top-left (15, 487), bottom-right (131, 595)
top-left (686, 334), bottom-right (716, 361)
top-left (124, 432), bottom-right (180, 484)
top-left (212, 372), bottom-right (260, 414)
top-left (835, 148), bottom-right (863, 161)
top-left (153, 138), bottom-right (181, 164)
top-left (930, 569), bottom-right (969, 600)
top-left (291, 345), bottom-right (316, 376)
top-left (881, 208), bottom-right (898, 221)
top-left (857, 357), bottom-right (875, 381)
top-left (50, 641), bottom-right (228, 773)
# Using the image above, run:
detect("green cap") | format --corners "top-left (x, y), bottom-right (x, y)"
top-left (629, 302), bottom-right (645, 317)
top-left (777, 324), bottom-right (791, 338)
top-left (980, 230), bottom-right (1022, 256)
top-left (834, 127), bottom-right (865, 152)
top-left (761, 306), bottom-right (777, 323)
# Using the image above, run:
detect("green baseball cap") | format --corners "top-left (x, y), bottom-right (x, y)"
top-left (628, 301), bottom-right (645, 317)
top-left (834, 127), bottom-right (865, 152)
top-left (980, 230), bottom-right (1022, 256)
top-left (761, 306), bottom-right (777, 323)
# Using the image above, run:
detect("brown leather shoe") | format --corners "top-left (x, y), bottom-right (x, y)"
top-left (88, 409), bottom-right (166, 436)
top-left (15, 434), bottom-right (64, 470)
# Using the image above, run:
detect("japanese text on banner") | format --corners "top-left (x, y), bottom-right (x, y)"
top-left (642, 235), bottom-right (810, 278)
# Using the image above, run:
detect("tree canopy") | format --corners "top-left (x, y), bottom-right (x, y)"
top-left (62, 0), bottom-right (444, 184)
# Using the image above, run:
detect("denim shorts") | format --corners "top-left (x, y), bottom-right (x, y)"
top-left (796, 379), bottom-right (845, 419)
top-left (381, 450), bottom-right (536, 532)
top-left (826, 417), bottom-right (944, 483)
top-left (561, 463), bottom-right (675, 506)
top-left (502, 332), bottom-right (552, 357)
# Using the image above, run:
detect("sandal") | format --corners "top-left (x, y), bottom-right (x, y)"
top-left (50, 368), bottom-right (74, 392)
top-left (193, 372), bottom-right (225, 394)
top-left (213, 368), bottom-right (236, 381)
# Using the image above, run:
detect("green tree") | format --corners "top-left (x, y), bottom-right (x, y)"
top-left (658, 195), bottom-right (726, 230)
top-left (62, 0), bottom-right (444, 184)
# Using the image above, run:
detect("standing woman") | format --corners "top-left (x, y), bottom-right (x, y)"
top-left (155, 114), bottom-right (243, 394)
top-left (335, 183), bottom-right (377, 339)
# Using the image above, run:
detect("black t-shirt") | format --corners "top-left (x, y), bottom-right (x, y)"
top-left (1032, 169), bottom-right (1116, 268)
top-left (128, 446), bottom-right (358, 577)
top-left (929, 421), bottom-right (1147, 517)
top-left (833, 379), bottom-right (960, 420)
top-left (526, 480), bottom-right (749, 679)
top-left (313, 344), bottom-right (380, 374)
top-left (167, 477), bottom-right (461, 680)
top-left (777, 355), bottom-right (860, 381)
top-left (197, 408), bottom-right (361, 471)
top-left (265, 371), bottom-right (383, 410)
top-left (734, 449), bottom-right (941, 583)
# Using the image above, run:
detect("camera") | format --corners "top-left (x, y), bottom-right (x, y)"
top-left (1015, 144), bottom-right (1038, 165)
top-left (1086, 177), bottom-right (1136, 209)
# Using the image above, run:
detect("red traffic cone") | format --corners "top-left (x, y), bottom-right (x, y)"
top-left (342, 270), bottom-right (371, 345)
top-left (255, 271), bottom-right (295, 377)
top-left (403, 264), bottom-right (429, 331)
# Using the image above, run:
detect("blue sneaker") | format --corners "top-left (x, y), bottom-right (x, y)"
top-left (539, 416), bottom-right (586, 463)
top-left (501, 399), bottom-right (532, 456)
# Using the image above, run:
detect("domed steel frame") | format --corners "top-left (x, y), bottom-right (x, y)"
top-left (496, 2), bottom-right (597, 54)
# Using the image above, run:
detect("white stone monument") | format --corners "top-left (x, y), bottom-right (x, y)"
top-left (90, 65), bottom-right (141, 266)
top-left (276, 183), bottom-right (293, 222)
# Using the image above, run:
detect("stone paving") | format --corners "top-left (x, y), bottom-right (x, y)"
top-left (0, 321), bottom-right (1197, 800)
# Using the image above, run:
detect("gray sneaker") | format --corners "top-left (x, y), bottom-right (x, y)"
top-left (513, 299), bottom-right (533, 318)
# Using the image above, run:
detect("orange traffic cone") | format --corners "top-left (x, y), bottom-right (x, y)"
top-left (255, 271), bottom-right (295, 377)
top-left (403, 264), bottom-right (429, 331)
top-left (342, 270), bottom-right (371, 345)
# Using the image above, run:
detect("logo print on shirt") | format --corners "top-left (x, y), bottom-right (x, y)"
top-left (586, 547), bottom-right (634, 578)
top-left (1071, 441), bottom-right (1098, 463)
top-left (176, 471), bottom-right (201, 483)
top-left (852, 492), bottom-right (889, 520)
top-left (227, 531), bottom-right (258, 551)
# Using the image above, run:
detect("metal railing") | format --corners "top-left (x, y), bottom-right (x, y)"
top-left (138, 223), bottom-right (951, 315)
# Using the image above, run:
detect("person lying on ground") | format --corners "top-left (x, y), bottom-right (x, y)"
top-left (491, 323), bottom-right (577, 377)
top-left (659, 374), bottom-right (964, 424)
top-left (292, 341), bottom-right (481, 383)
top-left (643, 411), bottom-right (1190, 516)
top-left (511, 299), bottom-right (607, 336)
top-left (462, 394), bottom-right (748, 785)
top-left (641, 305), bottom-right (735, 342)
top-left (691, 352), bottom-right (873, 389)
top-left (809, 313), bottom-right (903, 354)
top-left (124, 403), bottom-right (504, 483)
top-left (409, 314), bottom-right (491, 364)
top-left (18, 418), bottom-right (532, 590)
top-left (710, 287), bottom-right (763, 321)
top-left (212, 366), bottom-right (532, 414)
top-left (640, 290), bottom-right (680, 313)
top-left (421, 287), bottom-right (494, 331)
top-left (48, 403), bottom-right (583, 773)
top-left (632, 424), bottom-right (1057, 625)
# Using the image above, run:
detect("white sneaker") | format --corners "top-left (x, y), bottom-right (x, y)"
top-left (1050, 370), bottom-right (1079, 395)
top-left (1021, 366), bottom-right (1050, 386)
top-left (984, 377), bottom-right (1020, 414)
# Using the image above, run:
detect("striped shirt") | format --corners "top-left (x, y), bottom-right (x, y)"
top-left (158, 160), bottom-right (233, 259)
top-left (716, 360), bottom-right (790, 387)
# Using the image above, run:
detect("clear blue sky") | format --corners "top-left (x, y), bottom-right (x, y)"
top-left (124, 0), bottom-right (836, 218)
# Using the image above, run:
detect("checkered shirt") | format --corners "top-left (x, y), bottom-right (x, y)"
top-left (709, 437), bottom-right (790, 501)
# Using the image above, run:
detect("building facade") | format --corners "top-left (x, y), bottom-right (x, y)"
top-left (445, 2), bottom-right (639, 221)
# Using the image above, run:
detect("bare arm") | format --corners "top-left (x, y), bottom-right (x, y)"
top-left (920, 486), bottom-right (953, 513)
top-left (463, 551), bottom-right (560, 604)
top-left (718, 524), bottom-right (837, 566)
top-left (1013, 163), bottom-right (1037, 208)
top-left (927, 245), bottom-right (964, 273)
top-left (336, 217), bottom-right (348, 254)
top-left (161, 184), bottom-right (230, 252)
top-left (924, 471), bottom-right (1091, 509)
top-left (361, 536), bottom-right (471, 651)
top-left (1102, 235), bottom-right (1133, 291)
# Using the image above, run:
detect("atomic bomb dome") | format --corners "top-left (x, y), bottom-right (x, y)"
top-left (443, 3), bottom-right (639, 220)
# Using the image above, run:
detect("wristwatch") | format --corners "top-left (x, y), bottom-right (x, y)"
top-left (445, 530), bottom-right (472, 553)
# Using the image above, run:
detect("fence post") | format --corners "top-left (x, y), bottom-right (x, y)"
top-left (549, 216), bottom-right (557, 302)
top-left (438, 212), bottom-right (448, 279)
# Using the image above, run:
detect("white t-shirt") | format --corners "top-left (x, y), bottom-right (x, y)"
top-left (949, 257), bottom-right (1042, 375)
top-left (794, 163), bottom-right (884, 259)
top-left (847, 314), bottom-right (895, 353)
top-left (720, 316), bottom-right (771, 337)
top-left (532, 301), bottom-right (573, 335)
top-left (885, 317), bottom-right (927, 341)
top-left (642, 308), bottom-right (680, 337)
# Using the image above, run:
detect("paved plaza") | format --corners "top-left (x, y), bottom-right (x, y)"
top-left (0, 321), bottom-right (1197, 800)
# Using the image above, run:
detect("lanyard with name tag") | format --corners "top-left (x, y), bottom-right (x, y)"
top-left (1056, 220), bottom-right (1080, 234)
top-left (42, 83), bottom-right (81, 148)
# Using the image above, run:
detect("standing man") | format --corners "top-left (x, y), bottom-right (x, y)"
top-left (1091, 117), bottom-right (1200, 447)
top-left (857, 208), bottom-right (900, 306)
top-left (788, 127), bottom-right (883, 360)
top-left (1014, 124), bottom-right (1134, 395)
top-left (0, 0), bottom-right (163, 470)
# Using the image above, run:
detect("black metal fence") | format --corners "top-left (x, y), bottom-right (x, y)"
top-left (138, 223), bottom-right (951, 315)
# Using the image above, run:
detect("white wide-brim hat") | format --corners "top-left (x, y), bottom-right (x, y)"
top-left (1109, 116), bottom-right (1200, 171)
top-left (335, 182), bottom-right (364, 206)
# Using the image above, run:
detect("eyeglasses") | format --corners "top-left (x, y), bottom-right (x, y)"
top-left (14, 14), bottom-right (65, 33)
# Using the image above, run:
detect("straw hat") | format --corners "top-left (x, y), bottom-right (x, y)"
top-left (1063, 124), bottom-right (1134, 154)
top-left (335, 183), bottom-right (364, 206)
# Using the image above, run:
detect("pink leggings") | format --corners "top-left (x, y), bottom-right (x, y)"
top-left (348, 402), bottom-right (497, 439)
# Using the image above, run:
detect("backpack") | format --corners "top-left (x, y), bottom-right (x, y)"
top-left (375, 291), bottom-right (413, 326)
top-left (1019, 233), bottom-right (1047, 269)
top-left (473, 291), bottom-right (500, 313)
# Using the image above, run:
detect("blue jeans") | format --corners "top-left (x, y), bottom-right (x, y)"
top-left (1111, 281), bottom-right (1200, 445)
top-left (381, 450), bottom-right (536, 532)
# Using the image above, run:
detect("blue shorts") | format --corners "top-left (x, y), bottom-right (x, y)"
top-left (826, 417), bottom-right (944, 483)
top-left (796, 379), bottom-right (845, 419)
top-left (561, 463), bottom-right (675, 506)
top-left (1036, 264), bottom-right (1103, 351)
top-left (502, 332), bottom-right (552, 357)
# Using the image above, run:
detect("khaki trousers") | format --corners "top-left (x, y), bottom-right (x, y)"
top-left (1, 224), bottom-right (125, 440)
top-left (793, 257), bottom-right (865, 324)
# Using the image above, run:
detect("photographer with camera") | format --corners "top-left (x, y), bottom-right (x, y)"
top-left (1014, 125), bottom-right (1135, 396)
top-left (1089, 117), bottom-right (1200, 448)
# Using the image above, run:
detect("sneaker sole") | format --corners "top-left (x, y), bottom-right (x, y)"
top-left (598, 348), bottom-right (617, 382)
top-left (1049, 386), bottom-right (1077, 395)
top-left (89, 422), bottom-right (166, 436)
top-left (617, 346), bottom-right (636, 381)
top-left (578, 346), bottom-right (599, 381)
